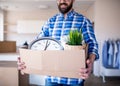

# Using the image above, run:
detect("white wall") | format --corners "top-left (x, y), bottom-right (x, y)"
top-left (4, 10), bottom-right (58, 46)
top-left (0, 9), bottom-right (4, 41)
top-left (86, 3), bottom-right (95, 22)
top-left (93, 0), bottom-right (120, 76)
top-left (95, 0), bottom-right (120, 41)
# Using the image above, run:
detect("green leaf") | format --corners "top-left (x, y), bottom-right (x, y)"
top-left (67, 29), bottom-right (83, 45)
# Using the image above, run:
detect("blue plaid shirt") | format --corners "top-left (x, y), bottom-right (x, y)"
top-left (37, 10), bottom-right (99, 85)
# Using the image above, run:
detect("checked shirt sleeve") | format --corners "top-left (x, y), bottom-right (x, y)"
top-left (81, 18), bottom-right (99, 60)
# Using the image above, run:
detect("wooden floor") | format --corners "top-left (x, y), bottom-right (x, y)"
top-left (84, 74), bottom-right (120, 86)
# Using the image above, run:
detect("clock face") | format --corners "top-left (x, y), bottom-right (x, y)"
top-left (29, 37), bottom-right (64, 50)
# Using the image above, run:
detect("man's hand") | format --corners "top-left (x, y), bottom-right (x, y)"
top-left (79, 54), bottom-right (95, 79)
top-left (17, 57), bottom-right (26, 75)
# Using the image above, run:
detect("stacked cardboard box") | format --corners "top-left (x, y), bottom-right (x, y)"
top-left (0, 41), bottom-right (16, 53)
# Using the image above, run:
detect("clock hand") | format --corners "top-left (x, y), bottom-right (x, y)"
top-left (46, 42), bottom-right (50, 49)
top-left (44, 40), bottom-right (51, 50)
top-left (44, 40), bottom-right (48, 50)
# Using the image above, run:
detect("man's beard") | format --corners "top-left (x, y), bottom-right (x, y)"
top-left (58, 2), bottom-right (73, 14)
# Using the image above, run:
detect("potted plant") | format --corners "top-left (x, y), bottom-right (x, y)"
top-left (64, 29), bottom-right (86, 50)
top-left (67, 29), bottom-right (83, 45)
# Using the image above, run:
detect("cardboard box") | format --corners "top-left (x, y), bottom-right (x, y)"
top-left (19, 47), bottom-right (86, 78)
top-left (0, 61), bottom-right (18, 86)
top-left (0, 41), bottom-right (16, 53)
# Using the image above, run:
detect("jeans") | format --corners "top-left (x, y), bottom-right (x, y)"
top-left (45, 79), bottom-right (84, 86)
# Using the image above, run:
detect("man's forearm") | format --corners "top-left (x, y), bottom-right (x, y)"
top-left (88, 53), bottom-right (96, 63)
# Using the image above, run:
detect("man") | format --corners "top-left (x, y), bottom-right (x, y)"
top-left (18, 0), bottom-right (99, 86)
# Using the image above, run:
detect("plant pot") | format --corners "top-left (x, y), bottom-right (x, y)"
top-left (64, 44), bottom-right (86, 50)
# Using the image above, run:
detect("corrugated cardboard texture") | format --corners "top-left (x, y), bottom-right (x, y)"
top-left (0, 41), bottom-right (16, 53)
top-left (19, 48), bottom-right (85, 78)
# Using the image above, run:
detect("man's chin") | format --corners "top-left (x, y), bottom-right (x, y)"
top-left (60, 10), bottom-right (67, 14)
top-left (59, 7), bottom-right (70, 14)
